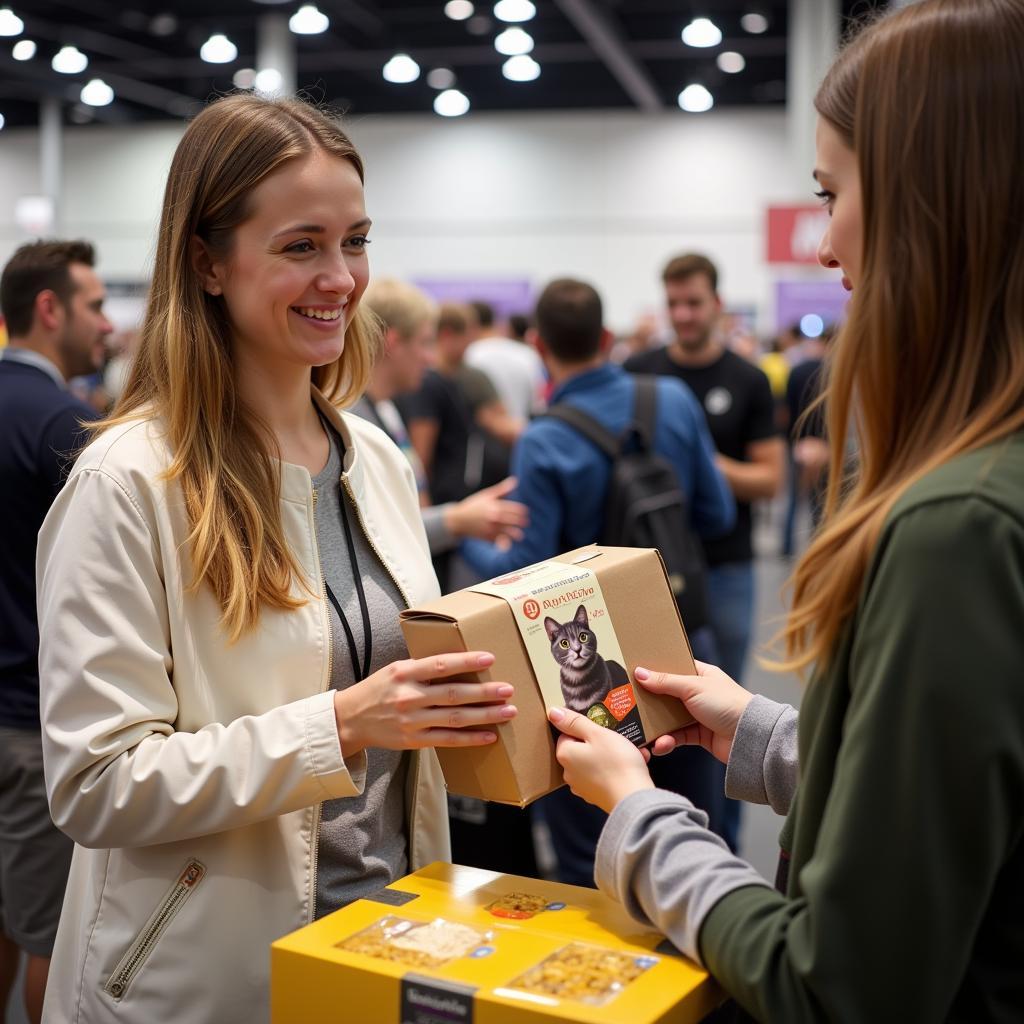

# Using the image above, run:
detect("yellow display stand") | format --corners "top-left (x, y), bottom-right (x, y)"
top-left (272, 862), bottom-right (721, 1024)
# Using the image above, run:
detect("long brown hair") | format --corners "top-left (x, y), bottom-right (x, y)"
top-left (779, 0), bottom-right (1024, 673)
top-left (105, 93), bottom-right (380, 640)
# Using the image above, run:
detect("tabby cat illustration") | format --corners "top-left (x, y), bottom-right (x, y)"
top-left (544, 604), bottom-right (627, 713)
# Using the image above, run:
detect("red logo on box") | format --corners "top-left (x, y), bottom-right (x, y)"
top-left (523, 599), bottom-right (541, 620)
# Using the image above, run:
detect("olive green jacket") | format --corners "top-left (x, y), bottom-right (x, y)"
top-left (599, 433), bottom-right (1024, 1022)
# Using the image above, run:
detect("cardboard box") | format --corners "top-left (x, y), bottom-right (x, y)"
top-left (399, 546), bottom-right (696, 806)
top-left (271, 862), bottom-right (720, 1024)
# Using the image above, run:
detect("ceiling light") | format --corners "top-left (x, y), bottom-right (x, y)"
top-left (494, 27), bottom-right (533, 55)
top-left (502, 54), bottom-right (539, 82)
top-left (717, 51), bottom-right (745, 73)
top-left (0, 113), bottom-right (5, 131)
top-left (681, 17), bottom-right (721, 48)
top-left (493, 0), bottom-right (535, 22)
top-left (52, 46), bottom-right (88, 74)
top-left (678, 84), bottom-right (713, 113)
top-left (426, 67), bottom-right (456, 90)
top-left (741, 12), bottom-right (769, 34)
top-left (0, 8), bottom-right (23, 36)
top-left (465, 15), bottom-right (492, 35)
top-left (289, 5), bottom-right (329, 35)
top-left (233, 67), bottom-right (257, 89)
top-left (434, 88), bottom-right (470, 117)
top-left (80, 78), bottom-right (114, 107)
top-left (382, 53), bottom-right (420, 84)
top-left (200, 33), bottom-right (237, 64)
top-left (255, 67), bottom-right (284, 93)
top-left (445, 1), bottom-right (474, 19)
top-left (12, 37), bottom-right (34, 59)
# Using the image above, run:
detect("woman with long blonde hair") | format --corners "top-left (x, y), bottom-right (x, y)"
top-left (35, 93), bottom-right (517, 1023)
top-left (547, 1), bottom-right (1024, 1019)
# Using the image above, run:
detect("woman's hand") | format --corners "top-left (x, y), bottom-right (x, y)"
top-left (334, 652), bottom-right (517, 757)
top-left (547, 707), bottom-right (654, 814)
top-left (634, 661), bottom-right (753, 764)
top-left (445, 477), bottom-right (529, 545)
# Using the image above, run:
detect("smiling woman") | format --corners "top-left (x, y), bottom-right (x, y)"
top-left (191, 150), bottom-right (373, 433)
top-left (33, 93), bottom-right (518, 1024)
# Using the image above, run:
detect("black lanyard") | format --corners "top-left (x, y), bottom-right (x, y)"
top-left (321, 484), bottom-right (373, 684)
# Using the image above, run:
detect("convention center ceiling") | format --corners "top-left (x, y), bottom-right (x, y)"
top-left (0, 0), bottom-right (884, 129)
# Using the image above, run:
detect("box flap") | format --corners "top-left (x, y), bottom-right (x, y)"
top-left (399, 588), bottom-right (507, 623)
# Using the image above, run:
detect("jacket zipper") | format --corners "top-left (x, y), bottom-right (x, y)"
top-left (309, 486), bottom-right (331, 922)
top-left (340, 475), bottom-right (423, 866)
top-left (103, 859), bottom-right (205, 1001)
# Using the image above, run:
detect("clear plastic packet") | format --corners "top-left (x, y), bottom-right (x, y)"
top-left (505, 942), bottom-right (658, 1006)
top-left (338, 916), bottom-right (491, 970)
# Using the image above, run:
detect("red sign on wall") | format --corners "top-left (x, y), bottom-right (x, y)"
top-left (766, 205), bottom-right (831, 265)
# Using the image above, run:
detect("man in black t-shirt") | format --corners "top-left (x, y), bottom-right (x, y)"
top-left (625, 253), bottom-right (784, 851)
top-left (398, 302), bottom-right (523, 591)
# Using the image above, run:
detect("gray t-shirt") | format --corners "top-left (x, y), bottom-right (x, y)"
top-left (312, 423), bottom-right (410, 918)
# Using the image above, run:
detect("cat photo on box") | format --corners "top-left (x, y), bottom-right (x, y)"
top-left (543, 604), bottom-right (628, 716)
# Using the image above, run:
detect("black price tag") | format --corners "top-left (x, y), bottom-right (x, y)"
top-left (400, 974), bottom-right (475, 1024)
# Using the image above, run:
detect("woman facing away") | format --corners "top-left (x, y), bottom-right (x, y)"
top-left (35, 94), bottom-right (518, 1024)
top-left (548, 1), bottom-right (1024, 1021)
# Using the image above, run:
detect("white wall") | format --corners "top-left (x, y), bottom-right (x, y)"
top-left (0, 108), bottom-right (825, 333)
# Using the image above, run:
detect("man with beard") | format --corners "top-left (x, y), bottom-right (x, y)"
top-left (0, 240), bottom-right (112, 1023)
top-left (625, 253), bottom-right (783, 852)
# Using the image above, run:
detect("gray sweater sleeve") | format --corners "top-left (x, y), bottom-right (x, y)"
top-left (724, 694), bottom-right (799, 815)
top-left (421, 504), bottom-right (458, 555)
top-left (595, 789), bottom-right (772, 964)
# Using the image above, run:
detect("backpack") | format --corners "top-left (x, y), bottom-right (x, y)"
top-left (546, 375), bottom-right (710, 632)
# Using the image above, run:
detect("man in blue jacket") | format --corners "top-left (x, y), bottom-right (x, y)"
top-left (0, 239), bottom-right (111, 1023)
top-left (462, 278), bottom-right (734, 886)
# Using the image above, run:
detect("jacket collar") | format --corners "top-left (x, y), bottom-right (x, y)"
top-left (0, 346), bottom-right (67, 388)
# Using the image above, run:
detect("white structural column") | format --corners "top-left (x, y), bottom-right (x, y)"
top-left (258, 15), bottom-right (297, 96)
top-left (40, 97), bottom-right (63, 234)
top-left (787, 0), bottom-right (840, 186)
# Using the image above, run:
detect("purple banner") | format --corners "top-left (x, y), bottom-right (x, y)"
top-left (775, 280), bottom-right (850, 334)
top-left (413, 278), bottom-right (534, 322)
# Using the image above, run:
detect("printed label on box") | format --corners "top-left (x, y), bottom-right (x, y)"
top-left (471, 560), bottom-right (646, 745)
top-left (401, 975), bottom-right (475, 1024)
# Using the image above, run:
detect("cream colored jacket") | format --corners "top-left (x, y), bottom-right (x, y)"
top-left (36, 393), bottom-right (450, 1024)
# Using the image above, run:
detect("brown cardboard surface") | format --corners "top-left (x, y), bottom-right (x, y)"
top-left (400, 546), bottom-right (696, 807)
